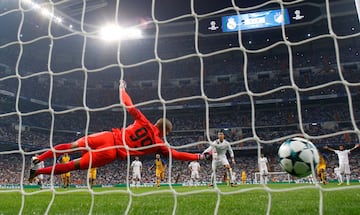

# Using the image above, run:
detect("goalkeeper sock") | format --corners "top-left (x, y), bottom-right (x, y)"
top-left (38, 143), bottom-right (72, 161)
top-left (37, 161), bottom-right (75, 175)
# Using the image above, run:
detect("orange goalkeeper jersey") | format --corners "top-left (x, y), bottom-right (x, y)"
top-left (112, 89), bottom-right (199, 161)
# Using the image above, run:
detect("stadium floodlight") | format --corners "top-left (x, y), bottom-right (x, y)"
top-left (22, 0), bottom-right (63, 24)
top-left (40, 8), bottom-right (51, 17)
top-left (99, 24), bottom-right (143, 42)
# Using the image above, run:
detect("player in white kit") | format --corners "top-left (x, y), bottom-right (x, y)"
top-left (258, 154), bottom-right (270, 184)
top-left (130, 156), bottom-right (142, 187)
top-left (324, 144), bottom-right (359, 185)
top-left (188, 160), bottom-right (201, 186)
top-left (202, 130), bottom-right (236, 187)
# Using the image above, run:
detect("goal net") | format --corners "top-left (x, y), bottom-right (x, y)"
top-left (0, 0), bottom-right (360, 214)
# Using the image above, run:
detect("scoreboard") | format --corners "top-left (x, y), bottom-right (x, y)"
top-left (199, 1), bottom-right (338, 35)
top-left (221, 9), bottom-right (291, 33)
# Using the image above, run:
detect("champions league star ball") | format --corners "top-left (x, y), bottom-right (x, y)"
top-left (278, 137), bottom-right (320, 178)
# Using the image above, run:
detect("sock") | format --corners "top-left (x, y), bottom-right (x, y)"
top-left (36, 160), bottom-right (75, 175)
top-left (227, 168), bottom-right (233, 183)
top-left (38, 143), bottom-right (72, 161)
top-left (321, 173), bottom-right (326, 183)
top-left (346, 175), bottom-right (350, 184)
top-left (210, 172), bottom-right (215, 185)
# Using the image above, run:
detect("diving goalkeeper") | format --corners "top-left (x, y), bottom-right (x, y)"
top-left (29, 81), bottom-right (205, 182)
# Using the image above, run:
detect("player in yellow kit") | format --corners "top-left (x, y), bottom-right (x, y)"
top-left (149, 154), bottom-right (167, 187)
top-left (317, 153), bottom-right (327, 185)
top-left (88, 167), bottom-right (97, 188)
top-left (57, 153), bottom-right (71, 188)
top-left (241, 170), bottom-right (247, 185)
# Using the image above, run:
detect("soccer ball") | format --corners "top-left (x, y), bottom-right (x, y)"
top-left (278, 137), bottom-right (320, 178)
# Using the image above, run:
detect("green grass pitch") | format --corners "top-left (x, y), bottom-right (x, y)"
top-left (1, 183), bottom-right (359, 215)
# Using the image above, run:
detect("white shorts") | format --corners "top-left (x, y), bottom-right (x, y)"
top-left (260, 169), bottom-right (268, 176)
top-left (212, 155), bottom-right (230, 169)
top-left (339, 163), bottom-right (351, 175)
top-left (133, 172), bottom-right (141, 180)
top-left (191, 171), bottom-right (200, 179)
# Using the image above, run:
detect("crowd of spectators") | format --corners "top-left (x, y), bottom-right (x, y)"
top-left (1, 50), bottom-right (359, 110)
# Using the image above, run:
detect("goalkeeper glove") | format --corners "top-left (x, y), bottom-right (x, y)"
top-left (199, 153), bottom-right (212, 160)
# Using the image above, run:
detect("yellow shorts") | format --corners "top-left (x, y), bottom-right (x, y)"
top-left (156, 170), bottom-right (165, 180)
top-left (61, 172), bottom-right (70, 178)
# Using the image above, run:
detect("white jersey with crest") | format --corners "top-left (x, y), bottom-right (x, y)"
top-left (203, 139), bottom-right (234, 168)
top-left (131, 160), bottom-right (142, 179)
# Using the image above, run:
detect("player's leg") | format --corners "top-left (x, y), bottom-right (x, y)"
top-left (66, 173), bottom-right (71, 188)
top-left (337, 172), bottom-right (343, 184)
top-left (155, 170), bottom-right (161, 187)
top-left (228, 167), bottom-right (237, 186)
top-left (91, 178), bottom-right (95, 188)
top-left (89, 177), bottom-right (93, 188)
top-left (344, 164), bottom-right (351, 185)
top-left (209, 172), bottom-right (215, 187)
top-left (260, 171), bottom-right (264, 184)
top-left (189, 172), bottom-right (194, 186)
top-left (224, 171), bottom-right (230, 186)
top-left (159, 171), bottom-right (165, 187)
top-left (209, 160), bottom-right (217, 187)
top-left (194, 172), bottom-right (199, 186)
top-left (34, 131), bottom-right (114, 164)
top-left (61, 174), bottom-right (65, 188)
top-left (338, 165), bottom-right (345, 185)
top-left (30, 131), bottom-right (117, 182)
top-left (322, 171), bottom-right (327, 184)
top-left (34, 142), bottom-right (78, 165)
top-left (223, 162), bottom-right (235, 186)
top-left (264, 170), bottom-right (269, 184)
top-left (89, 172), bottom-right (95, 188)
top-left (32, 159), bottom-right (79, 178)
top-left (131, 173), bottom-right (135, 187)
top-left (136, 173), bottom-right (141, 187)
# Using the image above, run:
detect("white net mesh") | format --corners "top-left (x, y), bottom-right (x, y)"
top-left (0, 0), bottom-right (360, 214)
